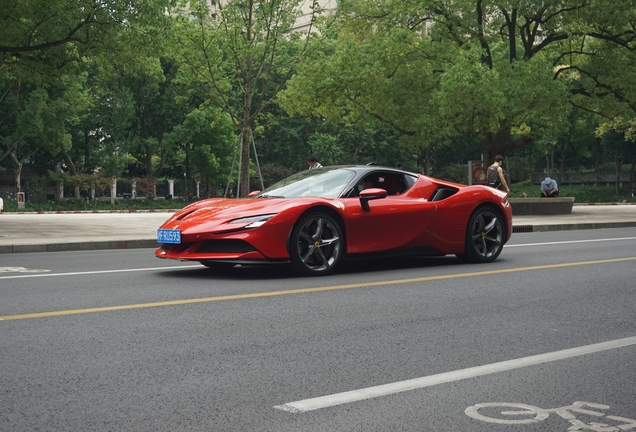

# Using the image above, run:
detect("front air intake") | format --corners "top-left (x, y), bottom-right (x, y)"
top-left (197, 240), bottom-right (255, 253)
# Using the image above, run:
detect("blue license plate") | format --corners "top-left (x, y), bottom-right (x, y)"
top-left (157, 229), bottom-right (181, 244)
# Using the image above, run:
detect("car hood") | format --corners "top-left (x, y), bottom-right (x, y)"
top-left (160, 197), bottom-right (336, 233)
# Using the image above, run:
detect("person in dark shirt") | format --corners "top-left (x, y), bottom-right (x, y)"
top-left (486, 155), bottom-right (510, 193)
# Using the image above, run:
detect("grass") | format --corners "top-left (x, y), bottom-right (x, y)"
top-left (509, 181), bottom-right (636, 203)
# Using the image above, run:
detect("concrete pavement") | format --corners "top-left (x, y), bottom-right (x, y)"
top-left (0, 211), bottom-right (173, 254)
top-left (1, 204), bottom-right (635, 254)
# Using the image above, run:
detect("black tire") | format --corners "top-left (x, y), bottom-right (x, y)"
top-left (458, 207), bottom-right (505, 263)
top-left (200, 261), bottom-right (235, 270)
top-left (289, 212), bottom-right (344, 276)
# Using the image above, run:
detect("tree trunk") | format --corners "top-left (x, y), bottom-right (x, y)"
top-left (480, 127), bottom-right (532, 171)
top-left (568, 133), bottom-right (581, 172)
top-left (528, 146), bottom-right (534, 184)
top-left (613, 152), bottom-right (623, 196)
top-left (558, 140), bottom-right (567, 186)
top-left (615, 163), bottom-right (622, 196)
top-left (239, 127), bottom-right (250, 198)
top-left (594, 138), bottom-right (600, 187)
top-left (9, 151), bottom-right (23, 193)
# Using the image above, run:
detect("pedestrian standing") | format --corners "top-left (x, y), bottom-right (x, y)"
top-left (486, 155), bottom-right (511, 194)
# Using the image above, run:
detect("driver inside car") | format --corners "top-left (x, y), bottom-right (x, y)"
top-left (357, 179), bottom-right (375, 192)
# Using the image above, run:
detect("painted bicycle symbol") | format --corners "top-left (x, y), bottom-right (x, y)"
top-left (465, 401), bottom-right (636, 431)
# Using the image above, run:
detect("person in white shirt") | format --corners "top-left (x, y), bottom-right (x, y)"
top-left (306, 155), bottom-right (323, 169)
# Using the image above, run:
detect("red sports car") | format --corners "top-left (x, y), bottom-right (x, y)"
top-left (156, 166), bottom-right (512, 276)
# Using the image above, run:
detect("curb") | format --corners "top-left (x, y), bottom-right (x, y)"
top-left (0, 209), bottom-right (179, 215)
top-left (574, 202), bottom-right (636, 206)
top-left (0, 239), bottom-right (159, 254)
top-left (512, 221), bottom-right (636, 233)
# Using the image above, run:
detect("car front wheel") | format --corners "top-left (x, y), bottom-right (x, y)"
top-left (289, 212), bottom-right (344, 276)
top-left (459, 207), bottom-right (505, 263)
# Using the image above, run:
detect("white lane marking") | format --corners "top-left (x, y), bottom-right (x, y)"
top-left (274, 336), bottom-right (636, 413)
top-left (0, 267), bottom-right (51, 273)
top-left (0, 265), bottom-right (201, 280)
top-left (506, 237), bottom-right (636, 248)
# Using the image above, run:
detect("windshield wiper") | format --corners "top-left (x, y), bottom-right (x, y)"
top-left (258, 194), bottom-right (285, 198)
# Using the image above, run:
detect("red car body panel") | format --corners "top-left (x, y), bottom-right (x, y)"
top-left (155, 169), bottom-right (512, 265)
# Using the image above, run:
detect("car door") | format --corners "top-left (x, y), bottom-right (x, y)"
top-left (342, 172), bottom-right (437, 254)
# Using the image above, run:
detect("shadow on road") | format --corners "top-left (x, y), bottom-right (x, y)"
top-left (154, 255), bottom-right (468, 281)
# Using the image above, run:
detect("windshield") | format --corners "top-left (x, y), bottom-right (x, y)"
top-left (256, 168), bottom-right (355, 198)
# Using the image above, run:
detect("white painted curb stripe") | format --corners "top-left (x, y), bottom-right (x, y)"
top-left (274, 336), bottom-right (636, 413)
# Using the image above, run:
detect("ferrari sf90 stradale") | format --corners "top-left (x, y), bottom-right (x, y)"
top-left (156, 166), bottom-right (512, 276)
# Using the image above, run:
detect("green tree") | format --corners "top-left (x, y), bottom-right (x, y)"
top-left (0, 75), bottom-right (90, 192)
top-left (81, 58), bottom-right (202, 195)
top-left (162, 105), bottom-right (236, 197)
top-left (0, 0), bottom-right (171, 74)
top-left (0, 0), bottom-right (173, 194)
top-left (282, 0), bottom-right (636, 167)
top-left (170, 0), bottom-right (320, 196)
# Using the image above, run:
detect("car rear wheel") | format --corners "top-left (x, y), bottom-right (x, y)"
top-left (289, 212), bottom-right (344, 276)
top-left (458, 207), bottom-right (505, 263)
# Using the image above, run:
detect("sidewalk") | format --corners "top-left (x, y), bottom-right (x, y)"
top-left (1, 204), bottom-right (635, 254)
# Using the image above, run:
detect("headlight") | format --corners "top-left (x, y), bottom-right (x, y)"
top-left (228, 214), bottom-right (276, 228)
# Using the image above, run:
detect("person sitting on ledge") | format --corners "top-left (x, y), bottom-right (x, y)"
top-left (541, 177), bottom-right (559, 197)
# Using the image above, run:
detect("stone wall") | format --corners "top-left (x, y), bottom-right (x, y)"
top-left (509, 197), bottom-right (575, 215)
top-left (531, 172), bottom-right (633, 186)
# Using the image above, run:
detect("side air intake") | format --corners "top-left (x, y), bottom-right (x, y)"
top-left (430, 187), bottom-right (458, 202)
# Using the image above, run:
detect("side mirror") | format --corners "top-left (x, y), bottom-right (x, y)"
top-left (248, 190), bottom-right (261, 198)
top-left (359, 188), bottom-right (387, 212)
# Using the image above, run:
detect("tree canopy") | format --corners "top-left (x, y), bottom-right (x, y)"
top-left (169, 0), bottom-right (321, 196)
top-left (281, 0), bottom-right (636, 165)
top-left (1, 0), bottom-right (635, 201)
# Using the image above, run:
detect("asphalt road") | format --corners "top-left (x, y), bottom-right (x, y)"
top-left (1, 227), bottom-right (636, 431)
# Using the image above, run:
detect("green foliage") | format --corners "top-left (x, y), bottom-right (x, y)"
top-left (0, 0), bottom-right (172, 76)
top-left (436, 163), bottom-right (469, 184)
top-left (308, 133), bottom-right (344, 166)
top-left (255, 163), bottom-right (293, 189)
top-left (169, 0), bottom-right (320, 196)
top-left (47, 171), bottom-right (113, 198)
top-left (26, 175), bottom-right (48, 203)
top-left (283, 0), bottom-right (636, 166)
top-left (2, 0), bottom-right (636, 206)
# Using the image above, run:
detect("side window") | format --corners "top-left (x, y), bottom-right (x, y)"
top-left (376, 174), bottom-right (405, 195)
top-left (347, 174), bottom-right (378, 197)
top-left (346, 172), bottom-right (413, 197)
